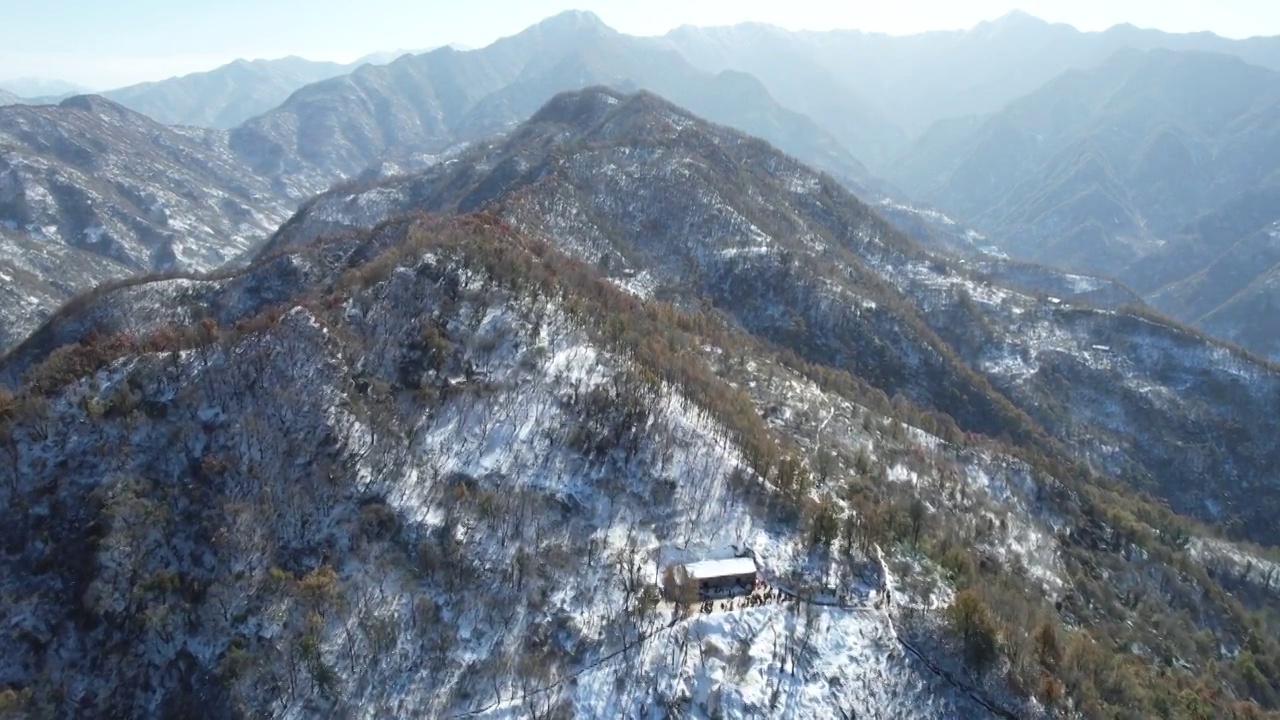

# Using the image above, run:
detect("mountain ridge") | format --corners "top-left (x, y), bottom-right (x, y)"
top-left (5, 89), bottom-right (1280, 716)
top-left (0, 207), bottom-right (1047, 718)
top-left (100, 56), bottom-right (354, 129)
top-left (266, 86), bottom-right (1280, 551)
top-left (227, 11), bottom-right (875, 200)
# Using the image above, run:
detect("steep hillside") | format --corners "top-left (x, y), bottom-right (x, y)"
top-left (267, 88), bottom-right (1280, 556)
top-left (0, 214), bottom-right (1037, 719)
top-left (0, 90), bottom-right (24, 106)
top-left (0, 227), bottom-right (130, 350)
top-left (267, 91), bottom-right (1029, 444)
top-left (229, 11), bottom-right (871, 199)
top-left (1193, 256), bottom-right (1280, 359)
top-left (102, 56), bottom-right (352, 129)
top-left (1136, 189), bottom-right (1280, 357)
top-left (0, 95), bottom-right (292, 351)
top-left (6, 203), bottom-right (1280, 718)
top-left (965, 258), bottom-right (1142, 309)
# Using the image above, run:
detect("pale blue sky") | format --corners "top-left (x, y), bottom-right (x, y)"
top-left (3, 0), bottom-right (1277, 89)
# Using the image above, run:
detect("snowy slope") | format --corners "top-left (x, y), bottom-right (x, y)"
top-left (0, 227), bottom-right (132, 349)
top-left (267, 86), bottom-right (1280, 548)
top-left (5, 197), bottom-right (1279, 718)
top-left (0, 97), bottom-right (289, 271)
top-left (1, 216), bottom-right (1049, 718)
top-left (4, 87), bottom-right (1280, 718)
top-left (0, 95), bottom-right (292, 352)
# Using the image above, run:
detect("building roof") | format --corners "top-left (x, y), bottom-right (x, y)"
top-left (681, 557), bottom-right (757, 580)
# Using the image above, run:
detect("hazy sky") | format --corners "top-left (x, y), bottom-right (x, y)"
top-left (2, 0), bottom-right (1277, 89)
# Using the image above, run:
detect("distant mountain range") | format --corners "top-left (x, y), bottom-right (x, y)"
top-left (16, 44), bottom-right (480, 131)
top-left (0, 89), bottom-right (23, 106)
top-left (7, 10), bottom-right (1280, 362)
top-left (99, 56), bottom-right (354, 129)
top-left (0, 77), bottom-right (91, 98)
top-left (884, 49), bottom-right (1280, 357)
top-left (229, 11), bottom-right (874, 199)
top-left (664, 14), bottom-right (1280, 359)
top-left (667, 11), bottom-right (1280, 150)
top-left (4, 51), bottom-right (448, 130)
top-left (0, 12), bottom-right (883, 351)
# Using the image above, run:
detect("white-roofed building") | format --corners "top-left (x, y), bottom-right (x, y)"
top-left (664, 556), bottom-right (759, 599)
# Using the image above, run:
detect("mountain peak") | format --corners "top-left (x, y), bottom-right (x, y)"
top-left (994, 9), bottom-right (1043, 24)
top-left (496, 9), bottom-right (614, 52)
top-left (57, 93), bottom-right (137, 118)
top-left (0, 76), bottom-right (91, 97)
top-left (525, 85), bottom-right (630, 129)
top-left (974, 9), bottom-right (1050, 33)
top-left (533, 9), bottom-right (610, 34)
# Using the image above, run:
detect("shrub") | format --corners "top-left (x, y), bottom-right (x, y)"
top-left (298, 566), bottom-right (339, 604)
top-left (358, 501), bottom-right (400, 540)
top-left (946, 589), bottom-right (999, 671)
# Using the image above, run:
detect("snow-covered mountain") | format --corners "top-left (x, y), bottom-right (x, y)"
top-left (270, 87), bottom-right (1280, 551)
top-left (228, 10), bottom-right (873, 200)
top-left (0, 95), bottom-right (292, 350)
top-left (0, 227), bottom-right (132, 350)
top-left (6, 194), bottom-right (1279, 718)
top-left (217, 88), bottom-right (1280, 714)
top-left (2, 58), bottom-right (1280, 720)
top-left (0, 211), bottom-right (1060, 718)
top-left (100, 56), bottom-right (355, 130)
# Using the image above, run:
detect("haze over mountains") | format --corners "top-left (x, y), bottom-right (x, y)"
top-left (92, 47), bottom-right (461, 129)
top-left (0, 77), bottom-right (92, 99)
top-left (2, 9), bottom-right (884, 349)
top-left (98, 57), bottom-right (356, 129)
top-left (884, 47), bottom-right (1280, 357)
top-left (4, 11), bottom-right (1280, 717)
top-left (664, 12), bottom-right (1280, 357)
top-left (667, 10), bottom-right (1280, 142)
top-left (228, 11), bottom-right (873, 199)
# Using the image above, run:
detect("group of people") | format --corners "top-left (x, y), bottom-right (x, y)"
top-left (697, 587), bottom-right (791, 615)
top-left (691, 585), bottom-right (891, 615)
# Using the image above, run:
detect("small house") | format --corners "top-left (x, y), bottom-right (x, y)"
top-left (666, 557), bottom-right (759, 599)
